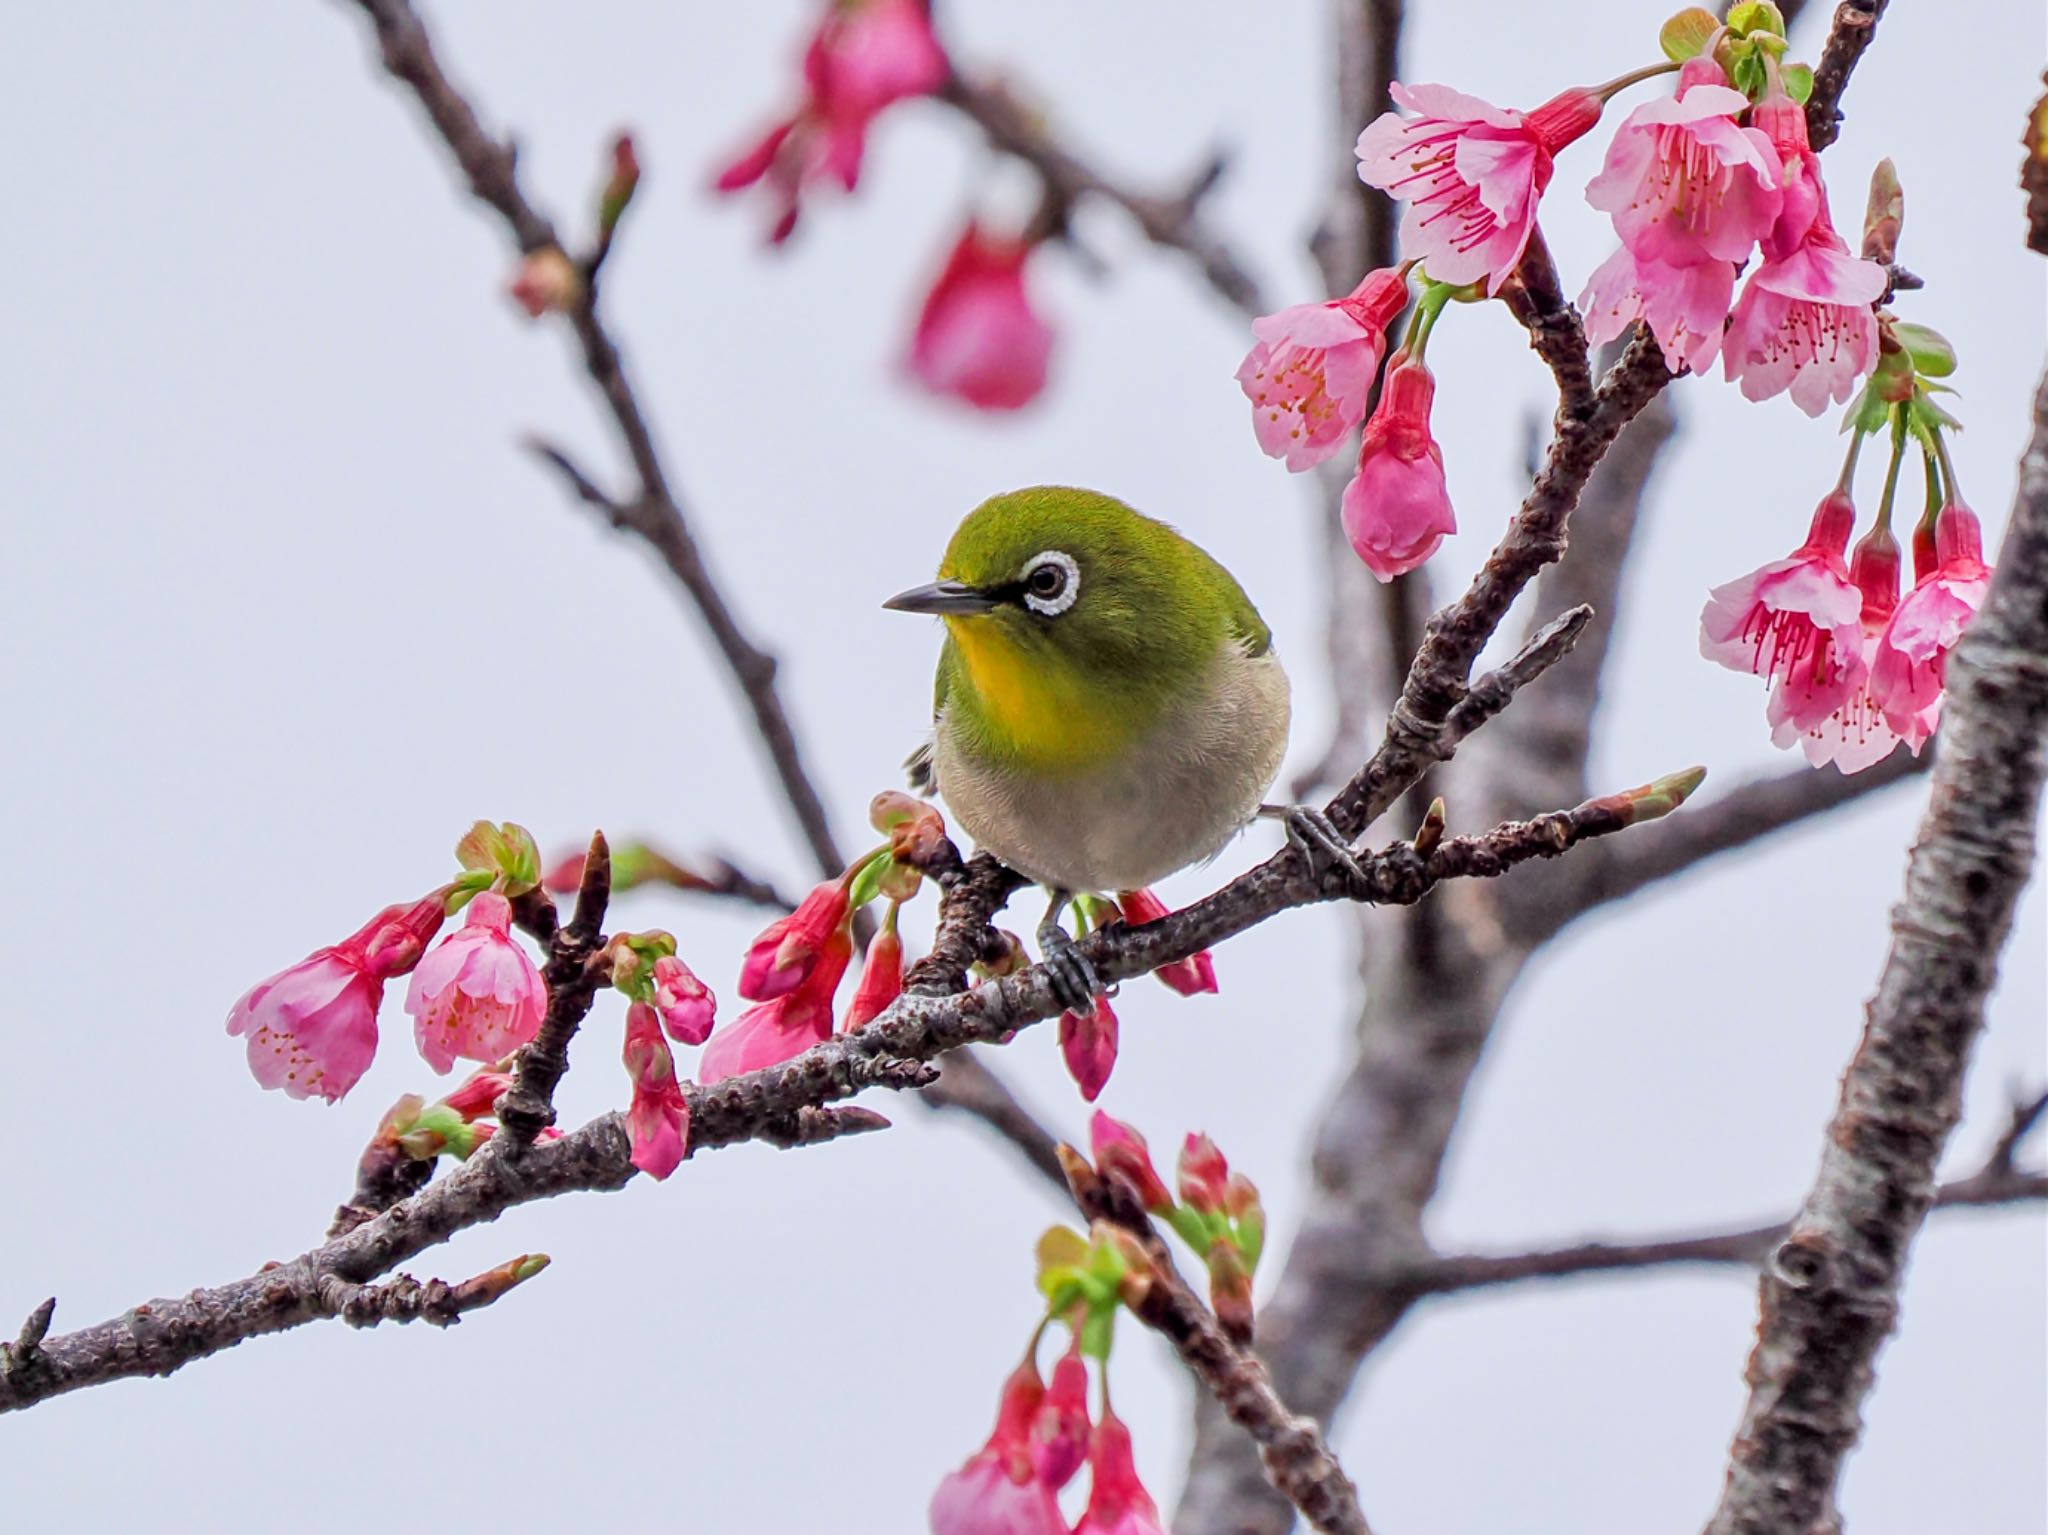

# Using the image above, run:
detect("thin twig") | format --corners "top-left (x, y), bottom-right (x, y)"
top-left (937, 71), bottom-right (1266, 315)
top-left (1067, 1156), bottom-right (1373, 1535)
top-left (1702, 358), bottom-right (2048, 1535)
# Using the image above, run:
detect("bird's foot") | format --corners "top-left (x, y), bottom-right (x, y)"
top-left (1037, 912), bottom-right (1104, 1016)
top-left (1266, 804), bottom-right (1369, 894)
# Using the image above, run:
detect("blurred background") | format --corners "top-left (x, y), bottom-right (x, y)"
top-left (1, 3), bottom-right (2041, 1530)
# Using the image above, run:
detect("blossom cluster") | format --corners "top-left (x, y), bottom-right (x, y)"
top-left (1233, 3), bottom-right (1985, 772)
top-left (931, 1117), bottom-right (1265, 1535)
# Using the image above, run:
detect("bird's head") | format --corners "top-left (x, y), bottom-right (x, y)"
top-left (885, 487), bottom-right (1270, 763)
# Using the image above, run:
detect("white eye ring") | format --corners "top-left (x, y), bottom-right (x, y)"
top-left (1020, 550), bottom-right (1080, 617)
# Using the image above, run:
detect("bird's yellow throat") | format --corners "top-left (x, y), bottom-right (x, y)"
top-left (943, 615), bottom-right (1138, 774)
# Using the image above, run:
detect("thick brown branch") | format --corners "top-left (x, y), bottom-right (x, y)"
top-left (1701, 362), bottom-right (2048, 1535)
top-left (937, 71), bottom-right (1265, 315)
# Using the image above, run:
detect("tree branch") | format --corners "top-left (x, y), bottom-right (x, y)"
top-left (1068, 1156), bottom-right (1373, 1535)
top-left (0, 776), bottom-right (1699, 1415)
top-left (1513, 746), bottom-right (1930, 942)
top-left (1702, 359), bottom-right (2048, 1535)
top-left (1806, 0), bottom-right (1888, 151)
top-left (937, 71), bottom-right (1266, 315)
top-left (342, 0), bottom-right (846, 880)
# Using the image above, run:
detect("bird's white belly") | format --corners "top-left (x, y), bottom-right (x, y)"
top-left (934, 647), bottom-right (1290, 893)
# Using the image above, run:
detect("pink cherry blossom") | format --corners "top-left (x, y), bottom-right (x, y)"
top-left (1340, 356), bottom-right (1454, 581)
top-left (652, 955), bottom-right (716, 1047)
top-left (1770, 523), bottom-right (1921, 772)
top-left (1584, 58), bottom-right (1783, 268)
top-left (1114, 887), bottom-right (1217, 996)
top-left (713, 0), bottom-right (946, 243)
top-left (623, 1001), bottom-right (690, 1181)
top-left (1356, 83), bottom-right (1603, 292)
top-left (1721, 92), bottom-right (1886, 415)
top-left (1700, 491), bottom-right (1864, 721)
top-left (1237, 267), bottom-right (1409, 472)
top-left (226, 893), bottom-right (447, 1103)
top-left (700, 930), bottom-right (852, 1082)
top-left (438, 1065), bottom-right (515, 1121)
top-left (929, 1362), bottom-right (1068, 1535)
top-left (1058, 994), bottom-right (1120, 1103)
top-left (739, 877), bottom-right (853, 1001)
top-left (1869, 501), bottom-right (1991, 739)
top-left (1031, 1345), bottom-right (1091, 1490)
top-left (1579, 244), bottom-right (1735, 375)
top-left (403, 892), bottom-right (547, 1075)
top-left (1071, 1409), bottom-right (1166, 1535)
top-left (908, 224), bottom-right (1054, 412)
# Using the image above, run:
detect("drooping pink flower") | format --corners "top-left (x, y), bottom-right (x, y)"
top-left (1721, 92), bottom-right (1886, 415)
top-left (1356, 82), bottom-right (1603, 292)
top-left (1058, 994), bottom-right (1120, 1103)
top-left (739, 877), bottom-right (853, 1002)
top-left (1071, 1409), bottom-right (1166, 1535)
top-left (929, 1361), bottom-right (1068, 1535)
top-left (908, 224), bottom-right (1055, 412)
top-left (713, 0), bottom-right (947, 243)
top-left (226, 893), bottom-right (448, 1103)
top-left (843, 913), bottom-right (905, 1031)
top-left (1237, 267), bottom-right (1410, 472)
top-left (1031, 1344), bottom-right (1092, 1491)
top-left (1770, 522), bottom-right (1918, 772)
top-left (1869, 500), bottom-right (1991, 739)
top-left (1089, 1111), bottom-right (1174, 1213)
top-left (403, 892), bottom-right (548, 1075)
top-left (1700, 490), bottom-right (1865, 721)
top-left (1340, 355), bottom-right (1454, 581)
top-left (623, 1001), bottom-right (690, 1181)
top-left (1114, 888), bottom-right (1217, 996)
top-left (652, 955), bottom-right (717, 1046)
top-left (1578, 244), bottom-right (1735, 374)
top-left (700, 929), bottom-right (853, 1082)
top-left (1585, 58), bottom-right (1783, 268)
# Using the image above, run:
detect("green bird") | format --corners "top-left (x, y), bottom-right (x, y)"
top-left (884, 485), bottom-right (1359, 1009)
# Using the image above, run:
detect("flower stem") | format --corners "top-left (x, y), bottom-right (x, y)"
top-left (1592, 59), bottom-right (1682, 102)
top-left (1401, 281), bottom-right (1456, 359)
top-left (1834, 427), bottom-right (1867, 496)
top-left (1874, 405), bottom-right (1910, 532)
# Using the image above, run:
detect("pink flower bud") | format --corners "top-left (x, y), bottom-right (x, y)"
top-left (1341, 357), bottom-right (1454, 581)
top-left (1869, 500), bottom-right (1990, 745)
top-left (1115, 888), bottom-right (1217, 996)
top-left (843, 917), bottom-right (904, 1032)
top-left (652, 955), bottom-right (716, 1046)
top-left (1089, 1111), bottom-right (1174, 1213)
top-left (1031, 1344), bottom-right (1091, 1491)
top-left (1178, 1132), bottom-right (1230, 1214)
top-left (908, 223), bottom-right (1055, 412)
top-left (403, 892), bottom-right (548, 1076)
top-left (438, 1065), bottom-right (515, 1122)
top-left (508, 247), bottom-right (583, 318)
top-left (1071, 1409), bottom-right (1165, 1535)
top-left (622, 1001), bottom-right (689, 1181)
top-left (738, 878), bottom-right (854, 1002)
top-left (225, 893), bottom-right (450, 1103)
top-left (1058, 996), bottom-right (1119, 1103)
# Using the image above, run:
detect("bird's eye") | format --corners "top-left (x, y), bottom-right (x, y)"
top-left (1020, 550), bottom-right (1079, 617)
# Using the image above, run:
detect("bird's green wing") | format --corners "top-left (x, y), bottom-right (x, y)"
top-left (904, 640), bottom-right (952, 795)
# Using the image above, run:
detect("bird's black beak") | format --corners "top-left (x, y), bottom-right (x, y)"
top-left (883, 580), bottom-right (1000, 616)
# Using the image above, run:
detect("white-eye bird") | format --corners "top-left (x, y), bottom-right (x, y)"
top-left (884, 486), bottom-right (1357, 1009)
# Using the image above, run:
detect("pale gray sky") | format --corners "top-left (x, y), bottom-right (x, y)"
top-left (1, 4), bottom-right (2042, 1532)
